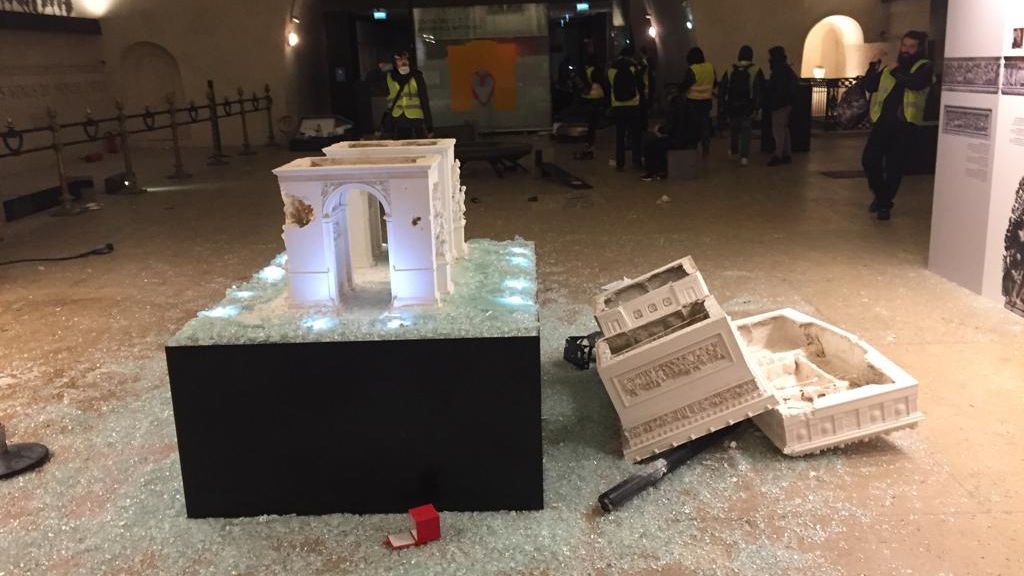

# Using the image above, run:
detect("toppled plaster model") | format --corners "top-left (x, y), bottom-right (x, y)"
top-left (591, 257), bottom-right (922, 461)
top-left (272, 155), bottom-right (446, 308)
top-left (593, 257), bottom-right (710, 338)
top-left (592, 258), bottom-right (778, 462)
top-left (733, 308), bottom-right (923, 456)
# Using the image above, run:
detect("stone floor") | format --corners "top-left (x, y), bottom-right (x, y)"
top-left (0, 132), bottom-right (1021, 575)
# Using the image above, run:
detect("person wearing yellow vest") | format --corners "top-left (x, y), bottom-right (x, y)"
top-left (607, 46), bottom-right (646, 171)
top-left (383, 50), bottom-right (434, 140)
top-left (680, 47), bottom-right (715, 156)
top-left (862, 31), bottom-right (933, 221)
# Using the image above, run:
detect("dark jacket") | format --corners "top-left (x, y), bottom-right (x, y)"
top-left (863, 57), bottom-right (933, 125)
top-left (608, 56), bottom-right (645, 106)
top-left (722, 61), bottom-right (765, 116)
top-left (766, 61), bottom-right (798, 111)
top-left (386, 68), bottom-right (433, 132)
top-left (658, 94), bottom-right (700, 147)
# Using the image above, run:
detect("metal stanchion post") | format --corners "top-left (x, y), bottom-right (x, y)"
top-left (0, 421), bottom-right (49, 479)
top-left (206, 80), bottom-right (228, 166)
top-left (263, 84), bottom-right (277, 147)
top-left (115, 100), bottom-right (146, 195)
top-left (48, 107), bottom-right (86, 216)
top-left (236, 86), bottom-right (255, 156)
top-left (166, 93), bottom-right (192, 180)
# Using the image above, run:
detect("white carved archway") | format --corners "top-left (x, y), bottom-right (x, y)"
top-left (273, 154), bottom-right (443, 308)
top-left (322, 182), bottom-right (393, 300)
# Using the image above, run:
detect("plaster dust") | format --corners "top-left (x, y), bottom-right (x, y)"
top-left (0, 135), bottom-right (1022, 575)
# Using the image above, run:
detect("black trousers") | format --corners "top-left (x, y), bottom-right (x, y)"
top-left (583, 100), bottom-right (605, 147)
top-left (862, 122), bottom-right (913, 209)
top-left (688, 99), bottom-right (713, 155)
top-left (611, 106), bottom-right (644, 168)
top-left (390, 116), bottom-right (427, 140)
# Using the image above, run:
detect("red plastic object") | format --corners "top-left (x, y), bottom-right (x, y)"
top-left (385, 504), bottom-right (441, 549)
top-left (409, 504), bottom-right (440, 542)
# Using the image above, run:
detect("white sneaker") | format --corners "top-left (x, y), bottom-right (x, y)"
top-left (740, 157), bottom-right (749, 166)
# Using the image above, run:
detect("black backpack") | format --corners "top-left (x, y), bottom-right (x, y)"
top-left (728, 63), bottom-right (754, 107)
top-left (834, 77), bottom-right (869, 129)
top-left (611, 60), bottom-right (638, 103)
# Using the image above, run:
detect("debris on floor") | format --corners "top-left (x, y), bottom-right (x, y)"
top-left (386, 504), bottom-right (441, 550)
top-left (591, 256), bottom-right (777, 462)
top-left (577, 255), bottom-right (923, 508)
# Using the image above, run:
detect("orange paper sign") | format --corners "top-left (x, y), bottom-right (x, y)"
top-left (447, 40), bottom-right (518, 112)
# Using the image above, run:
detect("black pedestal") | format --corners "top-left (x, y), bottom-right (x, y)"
top-left (791, 83), bottom-right (812, 153)
top-left (166, 335), bottom-right (543, 518)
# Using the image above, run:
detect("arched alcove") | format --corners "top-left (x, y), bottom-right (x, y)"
top-left (120, 42), bottom-right (186, 141)
top-left (323, 183), bottom-right (393, 303)
top-left (801, 15), bottom-right (865, 78)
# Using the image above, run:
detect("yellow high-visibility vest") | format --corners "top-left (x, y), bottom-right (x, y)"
top-left (387, 74), bottom-right (424, 119)
top-left (869, 59), bottom-right (930, 125)
top-left (608, 63), bottom-right (640, 107)
top-left (687, 62), bottom-right (715, 100)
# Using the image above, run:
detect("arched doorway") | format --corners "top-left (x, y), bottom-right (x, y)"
top-left (322, 184), bottom-right (393, 306)
top-left (800, 15), bottom-right (866, 79)
top-left (120, 42), bottom-right (186, 142)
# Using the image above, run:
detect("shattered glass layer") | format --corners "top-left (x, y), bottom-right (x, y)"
top-left (168, 239), bottom-right (539, 347)
top-left (0, 289), bottom-right (936, 576)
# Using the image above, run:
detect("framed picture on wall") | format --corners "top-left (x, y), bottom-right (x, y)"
top-left (1003, 176), bottom-right (1024, 318)
top-left (1012, 27), bottom-right (1023, 50)
top-left (1003, 58), bottom-right (1024, 96)
top-left (942, 105), bottom-right (993, 139)
top-left (943, 57), bottom-right (1000, 94)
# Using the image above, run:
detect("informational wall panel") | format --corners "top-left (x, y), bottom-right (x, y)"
top-left (929, 0), bottom-right (1024, 318)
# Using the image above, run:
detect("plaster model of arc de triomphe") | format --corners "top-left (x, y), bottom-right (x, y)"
top-left (272, 155), bottom-right (447, 308)
top-left (322, 138), bottom-right (467, 296)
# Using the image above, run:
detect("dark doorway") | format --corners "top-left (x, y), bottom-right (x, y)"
top-left (324, 9), bottom-right (413, 135)
top-left (548, 10), bottom-right (609, 121)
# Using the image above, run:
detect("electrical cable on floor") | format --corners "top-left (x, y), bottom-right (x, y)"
top-left (0, 243), bottom-right (114, 267)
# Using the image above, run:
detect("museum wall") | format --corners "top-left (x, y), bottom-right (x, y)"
top-left (928, 0), bottom-right (1024, 315)
top-left (887, 0), bottom-right (932, 42)
top-left (686, 0), bottom-right (936, 80)
top-left (96, 0), bottom-right (330, 147)
top-left (0, 28), bottom-right (114, 173)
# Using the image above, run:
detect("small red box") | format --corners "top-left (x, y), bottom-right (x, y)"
top-left (385, 504), bottom-right (441, 549)
top-left (409, 504), bottom-right (440, 542)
